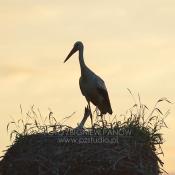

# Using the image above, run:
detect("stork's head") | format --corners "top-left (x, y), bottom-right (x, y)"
top-left (64, 41), bottom-right (84, 63)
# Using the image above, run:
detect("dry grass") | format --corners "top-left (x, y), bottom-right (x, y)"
top-left (0, 92), bottom-right (172, 175)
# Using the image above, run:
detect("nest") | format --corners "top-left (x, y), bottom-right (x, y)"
top-left (0, 96), bottom-right (171, 175)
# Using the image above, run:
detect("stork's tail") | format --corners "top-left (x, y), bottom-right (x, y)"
top-left (108, 108), bottom-right (113, 115)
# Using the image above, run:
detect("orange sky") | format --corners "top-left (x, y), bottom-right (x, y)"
top-left (0, 0), bottom-right (175, 173)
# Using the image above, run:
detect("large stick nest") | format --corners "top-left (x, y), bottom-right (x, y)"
top-left (0, 96), bottom-right (171, 175)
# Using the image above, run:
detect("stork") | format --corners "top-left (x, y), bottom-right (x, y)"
top-left (64, 41), bottom-right (112, 127)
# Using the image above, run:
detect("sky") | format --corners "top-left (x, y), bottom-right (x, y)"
top-left (0, 0), bottom-right (175, 173)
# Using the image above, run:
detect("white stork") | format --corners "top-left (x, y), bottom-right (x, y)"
top-left (64, 41), bottom-right (112, 126)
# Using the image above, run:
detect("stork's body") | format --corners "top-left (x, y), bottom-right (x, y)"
top-left (79, 67), bottom-right (112, 115)
top-left (64, 41), bottom-right (112, 125)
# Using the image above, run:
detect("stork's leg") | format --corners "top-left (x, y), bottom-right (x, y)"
top-left (93, 108), bottom-right (105, 127)
top-left (100, 112), bottom-right (105, 128)
top-left (94, 107), bottom-right (99, 123)
top-left (78, 106), bottom-right (91, 129)
top-left (94, 107), bottom-right (101, 123)
top-left (95, 107), bottom-right (99, 116)
top-left (88, 102), bottom-right (93, 127)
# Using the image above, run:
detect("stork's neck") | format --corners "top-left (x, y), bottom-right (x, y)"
top-left (79, 48), bottom-right (86, 75)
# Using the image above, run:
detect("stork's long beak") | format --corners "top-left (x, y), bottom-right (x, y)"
top-left (64, 46), bottom-right (78, 63)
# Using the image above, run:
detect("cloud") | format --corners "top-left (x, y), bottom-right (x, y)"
top-left (0, 65), bottom-right (36, 77)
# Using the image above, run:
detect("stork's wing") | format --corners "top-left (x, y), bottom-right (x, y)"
top-left (96, 78), bottom-right (112, 114)
top-left (96, 77), bottom-right (107, 91)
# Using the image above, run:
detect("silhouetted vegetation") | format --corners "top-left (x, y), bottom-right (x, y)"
top-left (0, 93), bottom-right (171, 175)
